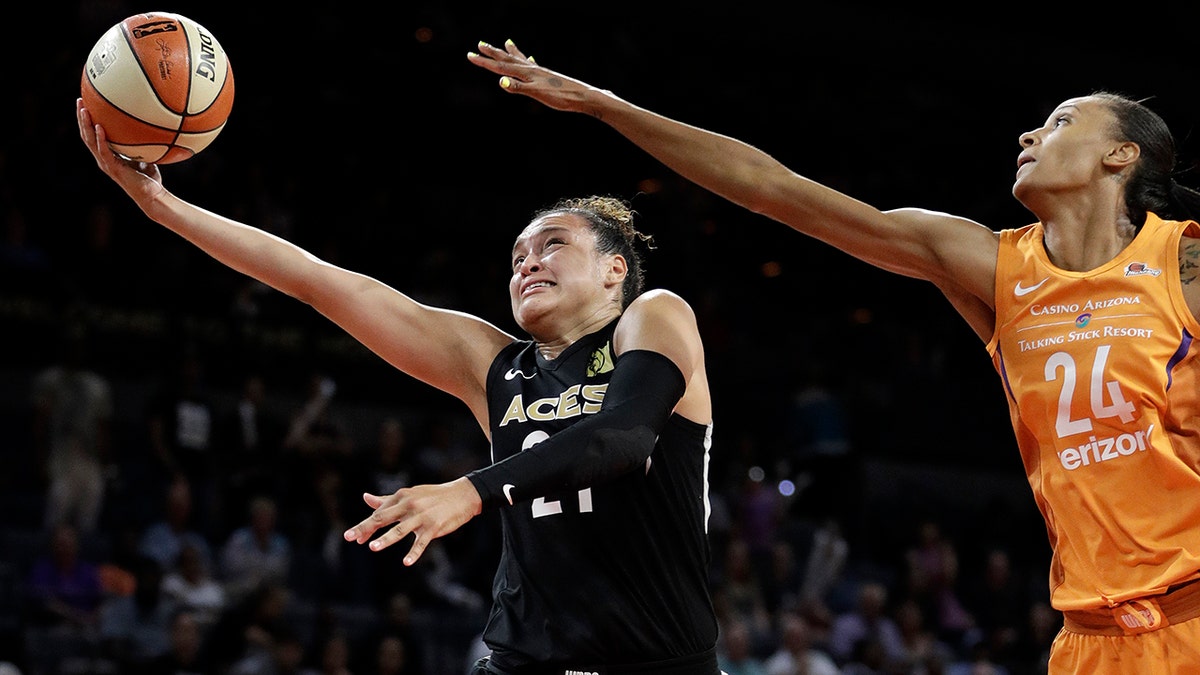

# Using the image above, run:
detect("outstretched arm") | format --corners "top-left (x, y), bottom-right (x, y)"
top-left (467, 40), bottom-right (1001, 338)
top-left (77, 100), bottom-right (513, 424)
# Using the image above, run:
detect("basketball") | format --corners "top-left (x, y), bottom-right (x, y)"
top-left (81, 12), bottom-right (234, 164)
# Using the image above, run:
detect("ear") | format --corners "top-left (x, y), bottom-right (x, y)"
top-left (1103, 141), bottom-right (1140, 170)
top-left (604, 253), bottom-right (628, 288)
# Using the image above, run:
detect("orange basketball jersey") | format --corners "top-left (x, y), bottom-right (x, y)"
top-left (988, 213), bottom-right (1200, 611)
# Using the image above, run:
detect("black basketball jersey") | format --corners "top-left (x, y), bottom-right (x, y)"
top-left (481, 318), bottom-right (718, 670)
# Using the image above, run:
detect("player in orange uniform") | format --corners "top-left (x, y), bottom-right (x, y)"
top-left (468, 40), bottom-right (1200, 673)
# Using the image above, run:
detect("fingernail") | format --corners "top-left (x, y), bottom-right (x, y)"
top-left (343, 529), bottom-right (354, 540)
top-left (404, 556), bottom-right (414, 566)
top-left (500, 77), bottom-right (511, 89)
top-left (478, 41), bottom-right (489, 49)
top-left (370, 541), bottom-right (382, 551)
top-left (528, 56), bottom-right (536, 64)
top-left (467, 52), bottom-right (477, 59)
top-left (505, 39), bottom-right (514, 47)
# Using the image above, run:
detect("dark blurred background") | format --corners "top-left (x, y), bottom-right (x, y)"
top-left (1, 2), bottom-right (1197, 674)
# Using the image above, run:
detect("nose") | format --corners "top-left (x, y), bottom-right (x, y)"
top-left (1019, 129), bottom-right (1038, 148)
top-left (518, 255), bottom-right (541, 274)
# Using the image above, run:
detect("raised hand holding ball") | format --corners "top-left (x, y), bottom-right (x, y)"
top-left (81, 12), bottom-right (234, 164)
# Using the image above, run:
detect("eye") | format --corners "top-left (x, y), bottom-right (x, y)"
top-left (512, 254), bottom-right (525, 271)
top-left (1053, 115), bottom-right (1069, 128)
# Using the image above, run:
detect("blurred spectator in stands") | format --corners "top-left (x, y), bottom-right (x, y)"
top-left (711, 537), bottom-right (774, 656)
top-left (219, 495), bottom-right (293, 603)
top-left (24, 522), bottom-right (104, 657)
top-left (206, 581), bottom-right (296, 673)
top-left (840, 637), bottom-right (889, 675)
top-left (763, 609), bottom-right (839, 675)
top-left (31, 321), bottom-right (113, 534)
top-left (280, 373), bottom-right (354, 537)
top-left (369, 592), bottom-right (426, 675)
top-left (282, 373), bottom-right (354, 480)
top-left (762, 540), bottom-right (802, 616)
top-left (731, 463), bottom-right (783, 598)
top-left (893, 597), bottom-right (957, 675)
top-left (160, 541), bottom-right (227, 634)
top-left (828, 581), bottom-right (905, 667)
top-left (1007, 600), bottom-right (1059, 675)
top-left (137, 477), bottom-right (213, 573)
top-left (310, 629), bottom-right (354, 675)
top-left (717, 616), bottom-right (769, 675)
top-left (227, 623), bottom-right (312, 675)
top-left (961, 547), bottom-right (1029, 668)
top-left (946, 640), bottom-right (1011, 675)
top-left (904, 519), bottom-right (973, 645)
top-left (97, 556), bottom-right (175, 672)
top-left (796, 516), bottom-right (849, 630)
top-left (363, 416), bottom-right (414, 497)
top-left (218, 371), bottom-right (287, 533)
top-left (146, 346), bottom-right (219, 535)
top-left (410, 414), bottom-right (485, 485)
top-left (138, 608), bottom-right (214, 675)
top-left (300, 468), bottom-right (373, 605)
top-left (373, 631), bottom-right (414, 675)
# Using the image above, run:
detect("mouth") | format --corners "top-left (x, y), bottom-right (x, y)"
top-left (521, 280), bottom-right (554, 296)
top-left (1016, 155), bottom-right (1035, 171)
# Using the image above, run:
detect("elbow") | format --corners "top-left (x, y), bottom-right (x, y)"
top-left (588, 426), bottom-right (657, 477)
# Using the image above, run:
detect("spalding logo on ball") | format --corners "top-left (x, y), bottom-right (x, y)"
top-left (81, 12), bottom-right (234, 164)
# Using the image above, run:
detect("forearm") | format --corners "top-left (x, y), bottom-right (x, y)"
top-left (143, 190), bottom-right (326, 302)
top-left (588, 92), bottom-right (797, 215)
top-left (467, 350), bottom-right (685, 507)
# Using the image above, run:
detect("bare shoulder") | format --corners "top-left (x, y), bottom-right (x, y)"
top-left (628, 288), bottom-right (693, 312)
top-left (614, 289), bottom-right (702, 359)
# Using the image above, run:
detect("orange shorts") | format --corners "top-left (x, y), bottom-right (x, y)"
top-left (1049, 619), bottom-right (1200, 674)
top-left (1051, 581), bottom-right (1200, 674)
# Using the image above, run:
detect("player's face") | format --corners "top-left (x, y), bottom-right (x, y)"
top-left (509, 213), bottom-right (616, 333)
top-left (1013, 96), bottom-right (1121, 209)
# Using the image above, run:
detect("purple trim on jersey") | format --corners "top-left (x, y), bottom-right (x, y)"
top-left (997, 345), bottom-right (1017, 402)
top-left (1166, 329), bottom-right (1194, 390)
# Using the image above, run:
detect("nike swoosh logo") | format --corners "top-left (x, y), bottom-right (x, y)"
top-left (502, 483), bottom-right (516, 505)
top-left (1014, 277), bottom-right (1049, 297)
top-left (504, 368), bottom-right (536, 380)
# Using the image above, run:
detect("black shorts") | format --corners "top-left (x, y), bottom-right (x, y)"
top-left (470, 647), bottom-right (722, 675)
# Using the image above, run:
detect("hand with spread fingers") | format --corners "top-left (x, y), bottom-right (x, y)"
top-left (343, 477), bottom-right (481, 566)
top-left (467, 39), bottom-right (598, 115)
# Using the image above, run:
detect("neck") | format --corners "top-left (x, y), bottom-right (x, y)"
top-left (533, 308), bottom-right (621, 360)
top-left (1034, 196), bottom-right (1137, 272)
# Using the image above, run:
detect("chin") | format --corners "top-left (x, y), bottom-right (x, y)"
top-left (1012, 183), bottom-right (1035, 212)
top-left (514, 305), bottom-right (548, 331)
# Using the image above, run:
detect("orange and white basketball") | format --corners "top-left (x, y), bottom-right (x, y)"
top-left (81, 12), bottom-right (235, 164)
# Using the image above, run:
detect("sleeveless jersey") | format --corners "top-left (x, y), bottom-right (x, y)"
top-left (988, 213), bottom-right (1200, 611)
top-left (481, 319), bottom-right (719, 669)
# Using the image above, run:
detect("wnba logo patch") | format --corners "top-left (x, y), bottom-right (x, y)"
top-left (586, 342), bottom-right (614, 377)
top-left (1124, 262), bottom-right (1162, 277)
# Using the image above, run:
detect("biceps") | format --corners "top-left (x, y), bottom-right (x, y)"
top-left (875, 208), bottom-right (997, 287)
top-left (308, 275), bottom-right (503, 397)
